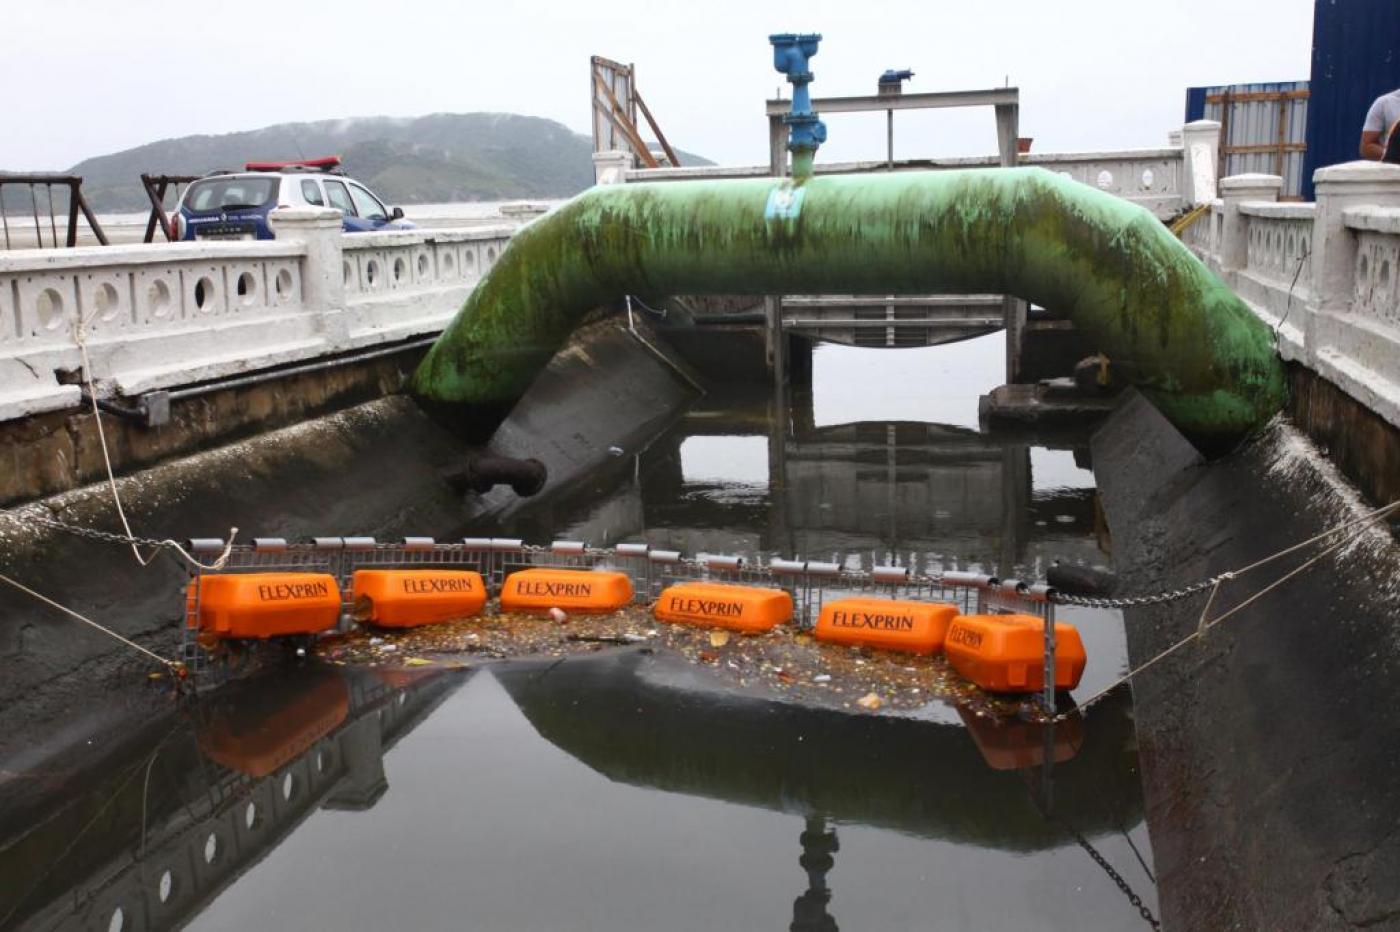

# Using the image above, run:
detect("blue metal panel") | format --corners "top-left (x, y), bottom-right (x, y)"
top-left (1303, 0), bottom-right (1400, 199)
top-left (1185, 86), bottom-right (1209, 123)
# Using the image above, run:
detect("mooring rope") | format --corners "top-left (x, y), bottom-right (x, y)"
top-left (1059, 501), bottom-right (1397, 719)
top-left (69, 325), bottom-right (237, 571)
top-left (0, 571), bottom-right (179, 671)
top-left (1053, 498), bottom-right (1400, 610)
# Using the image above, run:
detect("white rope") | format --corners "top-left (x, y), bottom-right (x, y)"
top-left (1063, 516), bottom-right (1381, 719)
top-left (0, 571), bottom-right (177, 670)
top-left (71, 321), bottom-right (237, 571)
top-left (1056, 498), bottom-right (1400, 609)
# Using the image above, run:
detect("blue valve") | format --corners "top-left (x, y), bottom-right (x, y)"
top-left (769, 33), bottom-right (826, 178)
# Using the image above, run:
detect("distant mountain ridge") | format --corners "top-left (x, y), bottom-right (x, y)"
top-left (60, 112), bottom-right (712, 212)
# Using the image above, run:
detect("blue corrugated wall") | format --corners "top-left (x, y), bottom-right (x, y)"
top-left (1303, 0), bottom-right (1400, 198)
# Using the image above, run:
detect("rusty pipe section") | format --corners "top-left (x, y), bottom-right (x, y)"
top-left (412, 168), bottom-right (1286, 455)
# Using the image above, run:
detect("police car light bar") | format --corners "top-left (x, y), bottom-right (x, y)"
top-left (244, 156), bottom-right (343, 173)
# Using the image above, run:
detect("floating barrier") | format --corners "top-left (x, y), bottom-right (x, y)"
top-left (653, 582), bottom-right (793, 633)
top-left (944, 614), bottom-right (1087, 693)
top-left (177, 537), bottom-right (1080, 715)
top-left (351, 569), bottom-right (487, 627)
top-left (499, 567), bottom-right (634, 614)
top-left (814, 597), bottom-right (959, 655)
top-left (192, 572), bottom-right (342, 639)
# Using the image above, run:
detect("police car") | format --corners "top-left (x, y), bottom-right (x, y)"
top-left (173, 156), bottom-right (414, 241)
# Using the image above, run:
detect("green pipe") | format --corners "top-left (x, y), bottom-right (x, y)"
top-left (412, 167), bottom-right (1286, 455)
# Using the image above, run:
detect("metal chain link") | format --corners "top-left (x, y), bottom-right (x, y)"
top-left (1066, 824), bottom-right (1161, 929)
top-left (2, 509), bottom-right (172, 550)
top-left (1051, 574), bottom-right (1229, 609)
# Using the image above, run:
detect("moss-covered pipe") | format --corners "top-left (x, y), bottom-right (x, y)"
top-left (412, 167), bottom-right (1286, 455)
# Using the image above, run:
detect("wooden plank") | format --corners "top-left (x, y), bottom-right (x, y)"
top-left (634, 89), bottom-right (680, 167)
top-left (1222, 143), bottom-right (1307, 154)
top-left (1205, 89), bottom-right (1309, 104)
top-left (592, 71), bottom-right (659, 168)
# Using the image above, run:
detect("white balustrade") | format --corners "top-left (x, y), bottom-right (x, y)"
top-left (340, 227), bottom-right (510, 348)
top-left (1242, 204), bottom-right (1315, 290)
top-left (1190, 162), bottom-right (1400, 429)
top-left (0, 214), bottom-right (517, 422)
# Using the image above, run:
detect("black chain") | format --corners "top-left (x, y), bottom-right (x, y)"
top-left (1067, 824), bottom-right (1161, 930)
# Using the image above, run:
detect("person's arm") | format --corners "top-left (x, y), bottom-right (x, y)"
top-left (1362, 99), bottom-right (1387, 159)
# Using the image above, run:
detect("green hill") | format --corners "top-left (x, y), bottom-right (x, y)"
top-left (59, 112), bottom-right (711, 212)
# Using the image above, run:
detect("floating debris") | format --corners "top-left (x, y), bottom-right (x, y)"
top-left (316, 601), bottom-right (1039, 720)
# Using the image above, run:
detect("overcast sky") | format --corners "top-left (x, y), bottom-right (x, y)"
top-left (3, 0), bottom-right (1316, 171)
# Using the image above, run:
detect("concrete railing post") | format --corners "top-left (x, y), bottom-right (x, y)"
top-left (592, 151), bottom-right (632, 186)
top-left (1219, 173), bottom-right (1282, 271)
top-left (1309, 161), bottom-right (1400, 315)
top-left (1181, 120), bottom-right (1222, 206)
top-left (268, 206), bottom-right (348, 346)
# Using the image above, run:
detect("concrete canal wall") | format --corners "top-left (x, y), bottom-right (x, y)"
top-left (1093, 393), bottom-right (1400, 930)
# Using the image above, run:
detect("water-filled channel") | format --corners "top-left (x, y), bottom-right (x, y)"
top-left (0, 334), bottom-right (1158, 931)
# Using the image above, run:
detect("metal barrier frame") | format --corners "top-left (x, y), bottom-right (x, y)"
top-left (185, 536), bottom-right (1062, 711)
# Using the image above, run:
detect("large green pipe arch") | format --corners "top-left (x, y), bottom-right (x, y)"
top-left (412, 167), bottom-right (1286, 455)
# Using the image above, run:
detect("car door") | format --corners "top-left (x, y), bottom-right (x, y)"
top-left (323, 179), bottom-right (370, 232)
top-left (347, 182), bottom-right (391, 231)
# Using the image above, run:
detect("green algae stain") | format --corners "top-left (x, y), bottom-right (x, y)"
top-left (412, 168), bottom-right (1287, 455)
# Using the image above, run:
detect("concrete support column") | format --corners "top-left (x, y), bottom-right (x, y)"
top-left (592, 150), bottom-right (632, 186)
top-left (1218, 174), bottom-right (1282, 272)
top-left (768, 112), bottom-right (790, 177)
top-left (1309, 161), bottom-right (1400, 314)
top-left (268, 206), bottom-right (348, 344)
top-left (1181, 120), bottom-right (1221, 206)
top-left (994, 103), bottom-right (1019, 168)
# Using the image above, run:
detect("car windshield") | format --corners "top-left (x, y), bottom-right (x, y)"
top-left (184, 177), bottom-right (279, 213)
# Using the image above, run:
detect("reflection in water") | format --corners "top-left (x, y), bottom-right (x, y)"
top-left (495, 650), bottom-right (1140, 850)
top-left (792, 815), bottom-right (839, 932)
top-left (495, 650), bottom-right (1152, 930)
top-left (505, 382), bottom-right (1103, 583)
top-left (0, 666), bottom-right (467, 932)
top-left (1, 653), bottom-right (1156, 931)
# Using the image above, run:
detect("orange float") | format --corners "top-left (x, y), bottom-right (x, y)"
top-left (193, 573), bottom-right (342, 639)
top-left (499, 567), bottom-right (634, 614)
top-left (653, 582), bottom-right (793, 633)
top-left (351, 569), bottom-right (487, 627)
top-left (814, 598), bottom-right (958, 655)
top-left (944, 613), bottom-right (1087, 692)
